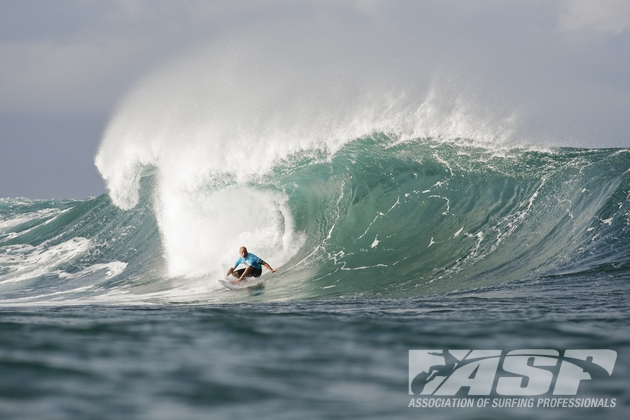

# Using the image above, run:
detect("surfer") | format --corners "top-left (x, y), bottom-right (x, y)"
top-left (226, 246), bottom-right (276, 284)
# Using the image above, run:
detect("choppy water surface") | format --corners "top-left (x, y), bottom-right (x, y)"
top-left (1, 272), bottom-right (628, 420)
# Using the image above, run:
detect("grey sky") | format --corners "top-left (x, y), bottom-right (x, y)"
top-left (1, 0), bottom-right (629, 199)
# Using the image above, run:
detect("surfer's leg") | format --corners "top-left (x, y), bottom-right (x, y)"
top-left (231, 267), bottom-right (253, 284)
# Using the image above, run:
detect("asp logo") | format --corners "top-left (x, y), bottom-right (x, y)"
top-left (409, 349), bottom-right (617, 396)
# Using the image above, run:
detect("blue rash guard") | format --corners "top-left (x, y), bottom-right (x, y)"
top-left (234, 253), bottom-right (264, 270)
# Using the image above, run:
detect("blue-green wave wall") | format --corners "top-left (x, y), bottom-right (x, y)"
top-left (1, 136), bottom-right (629, 303)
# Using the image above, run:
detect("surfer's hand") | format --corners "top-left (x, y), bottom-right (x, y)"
top-left (271, 269), bottom-right (276, 273)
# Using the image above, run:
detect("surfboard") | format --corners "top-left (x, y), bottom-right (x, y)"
top-left (218, 279), bottom-right (264, 291)
top-left (218, 279), bottom-right (240, 290)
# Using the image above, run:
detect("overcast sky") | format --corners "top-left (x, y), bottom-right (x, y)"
top-left (1, 0), bottom-right (629, 199)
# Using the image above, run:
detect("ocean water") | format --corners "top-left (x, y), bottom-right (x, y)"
top-left (0, 276), bottom-right (628, 420)
top-left (1, 134), bottom-right (629, 418)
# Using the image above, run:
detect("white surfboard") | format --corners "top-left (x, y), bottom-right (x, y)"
top-left (218, 279), bottom-right (264, 291)
top-left (218, 279), bottom-right (240, 290)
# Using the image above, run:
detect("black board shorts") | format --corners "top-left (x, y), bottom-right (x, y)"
top-left (235, 267), bottom-right (263, 278)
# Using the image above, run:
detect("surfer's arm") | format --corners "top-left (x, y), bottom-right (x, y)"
top-left (262, 261), bottom-right (276, 273)
top-left (227, 258), bottom-right (243, 277)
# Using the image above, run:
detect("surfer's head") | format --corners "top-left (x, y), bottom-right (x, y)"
top-left (239, 246), bottom-right (248, 258)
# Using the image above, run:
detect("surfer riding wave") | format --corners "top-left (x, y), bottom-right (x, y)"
top-left (226, 246), bottom-right (276, 285)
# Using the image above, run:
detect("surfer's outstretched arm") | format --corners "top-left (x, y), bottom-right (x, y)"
top-left (227, 267), bottom-right (237, 277)
top-left (262, 261), bottom-right (276, 273)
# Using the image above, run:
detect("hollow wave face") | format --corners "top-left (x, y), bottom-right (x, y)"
top-left (280, 138), bottom-right (630, 297)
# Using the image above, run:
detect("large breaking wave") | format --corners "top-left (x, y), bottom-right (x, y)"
top-left (1, 136), bottom-right (629, 304)
top-left (1, 38), bottom-right (629, 304)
